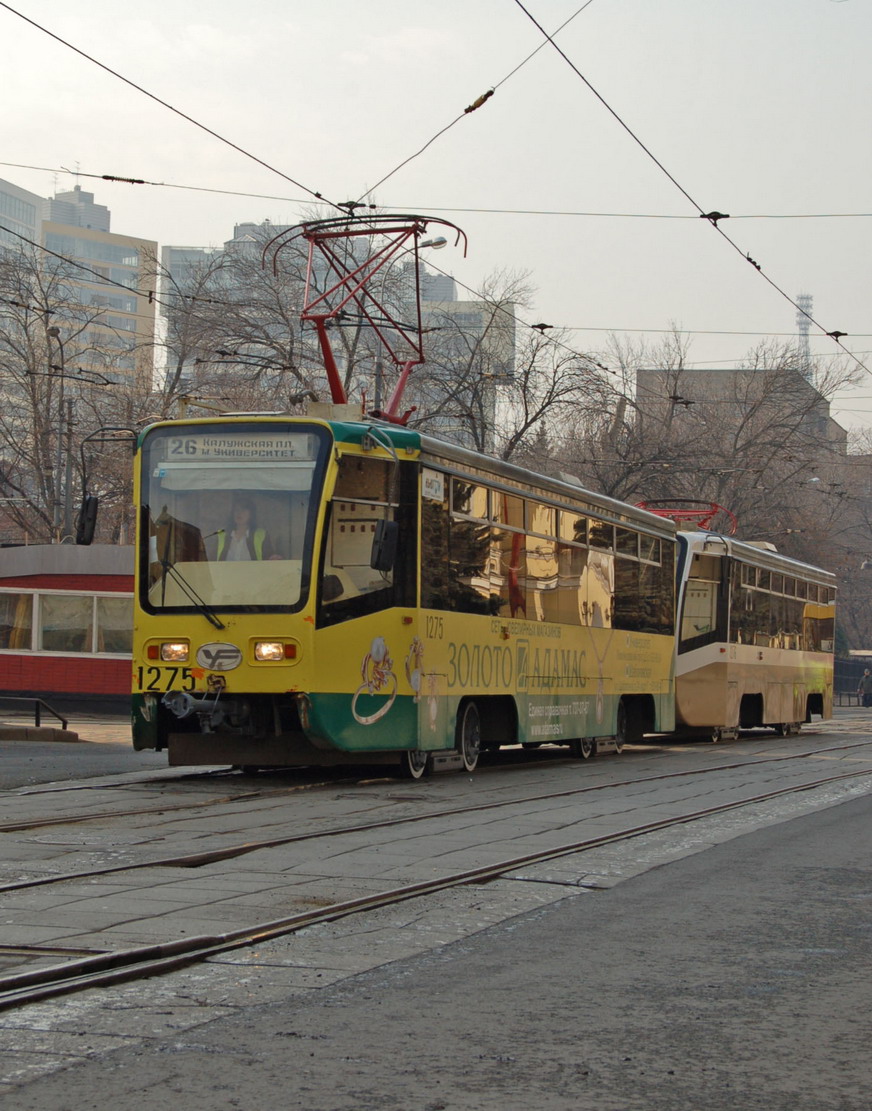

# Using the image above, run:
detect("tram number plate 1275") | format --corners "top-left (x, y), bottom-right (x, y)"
top-left (136, 666), bottom-right (197, 692)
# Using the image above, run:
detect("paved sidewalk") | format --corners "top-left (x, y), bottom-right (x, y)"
top-left (0, 712), bottom-right (130, 745)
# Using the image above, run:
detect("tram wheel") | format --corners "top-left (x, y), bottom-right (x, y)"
top-left (240, 765), bottom-right (261, 775)
top-left (711, 729), bottom-right (722, 744)
top-left (569, 738), bottom-right (594, 759)
top-left (457, 701), bottom-right (481, 773)
top-left (614, 701), bottom-right (628, 754)
top-left (400, 749), bottom-right (429, 780)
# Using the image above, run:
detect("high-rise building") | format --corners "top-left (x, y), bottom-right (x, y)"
top-left (0, 178), bottom-right (40, 247)
top-left (0, 179), bottom-right (157, 386)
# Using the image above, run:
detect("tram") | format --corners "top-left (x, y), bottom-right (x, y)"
top-left (124, 214), bottom-right (834, 773)
top-left (675, 531), bottom-right (834, 740)
top-left (130, 413), bottom-right (678, 775)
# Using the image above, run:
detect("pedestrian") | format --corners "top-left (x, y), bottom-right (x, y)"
top-left (857, 668), bottom-right (872, 707)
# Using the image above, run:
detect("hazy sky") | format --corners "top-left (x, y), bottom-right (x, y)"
top-left (3, 0), bottom-right (871, 426)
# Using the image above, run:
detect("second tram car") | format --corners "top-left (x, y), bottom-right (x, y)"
top-left (675, 531), bottom-right (834, 740)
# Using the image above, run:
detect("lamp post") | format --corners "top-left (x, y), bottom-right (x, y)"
top-left (45, 326), bottom-right (66, 542)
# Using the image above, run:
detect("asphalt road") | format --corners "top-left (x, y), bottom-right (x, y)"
top-left (0, 731), bottom-right (166, 790)
top-left (4, 787), bottom-right (870, 1110)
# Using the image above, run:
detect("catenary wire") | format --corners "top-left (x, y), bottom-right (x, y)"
top-left (6, 159), bottom-right (872, 224)
top-left (7, 219), bottom-right (868, 395)
top-left (11, 218), bottom-right (859, 364)
top-left (2, 10), bottom-right (867, 383)
top-left (354, 0), bottom-right (598, 203)
top-left (0, 2), bottom-right (340, 214)
top-left (509, 0), bottom-right (870, 380)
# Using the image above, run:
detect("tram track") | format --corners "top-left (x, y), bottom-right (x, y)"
top-left (0, 762), bottom-right (870, 1013)
top-left (0, 730), bottom-right (869, 843)
top-left (2, 734), bottom-right (871, 897)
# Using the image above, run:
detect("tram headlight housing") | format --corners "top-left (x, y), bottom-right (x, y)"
top-left (254, 641), bottom-right (297, 661)
top-left (158, 641), bottom-right (189, 662)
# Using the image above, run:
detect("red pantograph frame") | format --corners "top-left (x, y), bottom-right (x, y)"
top-left (263, 214), bottom-right (467, 424)
top-left (635, 499), bottom-right (738, 535)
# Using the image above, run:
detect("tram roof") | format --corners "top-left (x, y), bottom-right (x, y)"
top-left (138, 414), bottom-right (677, 536)
top-left (412, 428), bottom-right (678, 537)
top-left (679, 531), bottom-right (835, 584)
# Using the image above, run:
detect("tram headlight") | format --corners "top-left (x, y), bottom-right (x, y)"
top-left (254, 641), bottom-right (297, 661)
top-left (159, 642), bottom-right (189, 662)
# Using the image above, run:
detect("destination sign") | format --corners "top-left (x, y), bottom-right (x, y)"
top-left (161, 433), bottom-right (316, 462)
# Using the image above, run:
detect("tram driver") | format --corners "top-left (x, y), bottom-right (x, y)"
top-left (216, 497), bottom-right (281, 561)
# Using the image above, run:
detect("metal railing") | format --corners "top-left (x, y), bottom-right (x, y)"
top-left (0, 696), bottom-right (68, 731)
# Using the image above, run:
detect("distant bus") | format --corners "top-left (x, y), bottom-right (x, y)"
top-left (131, 415), bottom-right (678, 775)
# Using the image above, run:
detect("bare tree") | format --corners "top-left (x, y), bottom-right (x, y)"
top-left (408, 271), bottom-right (609, 461)
top-left (545, 333), bottom-right (857, 534)
top-left (0, 244), bottom-right (142, 542)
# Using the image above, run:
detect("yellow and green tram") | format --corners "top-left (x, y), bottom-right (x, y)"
top-left (131, 414), bottom-right (678, 775)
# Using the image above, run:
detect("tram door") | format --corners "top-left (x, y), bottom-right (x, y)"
top-left (679, 551), bottom-right (729, 652)
top-left (316, 453), bottom-right (423, 747)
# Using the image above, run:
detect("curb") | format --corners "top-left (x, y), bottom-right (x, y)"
top-left (0, 725), bottom-right (82, 743)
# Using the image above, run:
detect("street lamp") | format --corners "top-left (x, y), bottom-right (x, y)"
top-left (45, 326), bottom-right (72, 542)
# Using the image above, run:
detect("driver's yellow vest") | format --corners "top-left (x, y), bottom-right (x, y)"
top-left (216, 527), bottom-right (266, 560)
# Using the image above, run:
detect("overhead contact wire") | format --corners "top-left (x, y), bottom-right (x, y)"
top-left (0, 2), bottom-right (339, 213)
top-left (510, 0), bottom-right (869, 377)
top-left (6, 160), bottom-right (872, 223)
top-left (356, 0), bottom-right (598, 203)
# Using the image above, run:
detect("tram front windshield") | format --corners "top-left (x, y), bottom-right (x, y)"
top-left (140, 423), bottom-right (329, 612)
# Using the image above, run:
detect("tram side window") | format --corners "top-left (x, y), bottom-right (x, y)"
top-left (586, 549), bottom-right (614, 628)
top-left (555, 542), bottom-right (586, 626)
top-left (728, 565), bottom-right (833, 651)
top-left (421, 484), bottom-right (493, 614)
top-left (614, 555), bottom-right (644, 631)
top-left (492, 492), bottom-right (524, 530)
top-left (730, 563), bottom-right (760, 645)
top-left (804, 605), bottom-right (835, 652)
top-left (635, 553), bottom-right (675, 635)
top-left (317, 456), bottom-right (415, 627)
top-left (452, 481), bottom-right (488, 520)
top-left (490, 526), bottom-right (527, 619)
top-left (660, 543), bottom-right (677, 632)
top-left (526, 537), bottom-right (559, 622)
top-left (559, 511), bottom-right (588, 548)
top-left (613, 529), bottom-right (675, 634)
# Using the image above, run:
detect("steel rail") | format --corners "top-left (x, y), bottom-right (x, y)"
top-left (0, 764), bottom-right (870, 1013)
top-left (0, 730), bottom-right (864, 837)
top-left (2, 735), bottom-right (871, 895)
top-left (0, 790), bottom-right (269, 833)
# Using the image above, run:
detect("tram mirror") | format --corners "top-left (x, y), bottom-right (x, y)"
top-left (370, 519), bottom-right (398, 572)
top-left (322, 574), bottom-right (343, 602)
top-left (75, 495), bottom-right (99, 546)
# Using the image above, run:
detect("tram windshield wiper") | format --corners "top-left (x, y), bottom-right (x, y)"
top-left (157, 558), bottom-right (225, 630)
